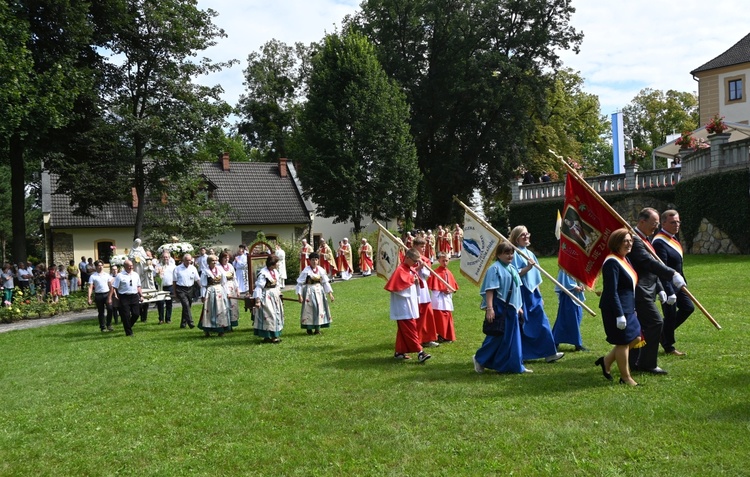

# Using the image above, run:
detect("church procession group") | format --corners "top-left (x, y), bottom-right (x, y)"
top-left (98, 196), bottom-right (697, 386)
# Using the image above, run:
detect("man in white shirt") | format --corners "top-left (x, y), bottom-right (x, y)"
top-left (108, 259), bottom-right (142, 336)
top-left (157, 252), bottom-right (176, 324)
top-left (233, 244), bottom-right (249, 293)
top-left (173, 254), bottom-right (200, 329)
top-left (88, 260), bottom-right (114, 332)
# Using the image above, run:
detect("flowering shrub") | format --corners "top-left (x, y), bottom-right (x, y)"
top-left (705, 114), bottom-right (728, 134)
top-left (627, 147), bottom-right (647, 163)
top-left (0, 289), bottom-right (92, 323)
top-left (675, 131), bottom-right (696, 149)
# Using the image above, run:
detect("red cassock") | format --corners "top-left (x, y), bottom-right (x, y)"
top-left (427, 265), bottom-right (459, 341)
top-left (385, 262), bottom-right (421, 354)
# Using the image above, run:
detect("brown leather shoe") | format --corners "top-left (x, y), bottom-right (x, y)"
top-left (667, 349), bottom-right (686, 356)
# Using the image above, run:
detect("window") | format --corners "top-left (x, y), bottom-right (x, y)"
top-left (96, 240), bottom-right (115, 263)
top-left (729, 79), bottom-right (743, 101)
top-left (724, 74), bottom-right (746, 105)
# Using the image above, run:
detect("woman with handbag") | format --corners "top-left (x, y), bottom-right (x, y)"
top-left (473, 241), bottom-right (531, 374)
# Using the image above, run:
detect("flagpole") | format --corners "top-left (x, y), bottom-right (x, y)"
top-left (453, 196), bottom-right (596, 317)
top-left (374, 221), bottom-right (456, 293)
top-left (550, 149), bottom-right (721, 330)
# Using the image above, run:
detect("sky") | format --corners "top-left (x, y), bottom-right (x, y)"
top-left (196, 0), bottom-right (750, 120)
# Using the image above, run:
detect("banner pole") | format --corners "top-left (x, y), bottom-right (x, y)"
top-left (550, 149), bottom-right (720, 330)
top-left (453, 196), bottom-right (596, 316)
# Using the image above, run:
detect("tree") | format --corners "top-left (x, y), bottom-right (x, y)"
top-left (194, 127), bottom-right (252, 163)
top-left (2, 0), bottom-right (96, 262)
top-left (143, 172), bottom-right (233, 248)
top-left (294, 31), bottom-right (420, 233)
top-left (530, 68), bottom-right (611, 178)
top-left (235, 39), bottom-right (312, 161)
top-left (47, 0), bottom-right (235, 240)
top-left (622, 88), bottom-right (698, 168)
top-left (350, 0), bottom-right (583, 225)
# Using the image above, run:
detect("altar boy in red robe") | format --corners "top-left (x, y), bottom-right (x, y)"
top-left (385, 248), bottom-right (431, 363)
top-left (428, 252), bottom-right (459, 343)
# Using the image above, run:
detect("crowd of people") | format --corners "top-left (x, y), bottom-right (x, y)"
top-left (8, 207), bottom-right (694, 387)
top-left (2, 257), bottom-right (101, 307)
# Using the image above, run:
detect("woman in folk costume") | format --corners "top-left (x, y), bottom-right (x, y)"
top-left (452, 223), bottom-right (463, 257)
top-left (509, 225), bottom-right (565, 363)
top-left (595, 228), bottom-right (644, 386)
top-left (296, 252), bottom-right (334, 335)
top-left (552, 269), bottom-right (588, 351)
top-left (219, 251), bottom-right (240, 327)
top-left (233, 244), bottom-right (249, 294)
top-left (337, 238), bottom-right (353, 281)
top-left (318, 238), bottom-right (337, 279)
top-left (428, 252), bottom-right (459, 343)
top-left (252, 254), bottom-right (284, 344)
top-left (199, 255), bottom-right (232, 337)
top-left (300, 239), bottom-right (314, 273)
top-left (359, 238), bottom-right (374, 276)
top-left (385, 248), bottom-right (431, 363)
top-left (473, 241), bottom-right (530, 374)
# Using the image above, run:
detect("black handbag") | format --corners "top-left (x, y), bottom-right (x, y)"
top-left (482, 286), bottom-right (513, 336)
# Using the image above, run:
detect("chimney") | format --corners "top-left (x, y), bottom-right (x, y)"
top-left (219, 152), bottom-right (230, 171)
top-left (279, 157), bottom-right (288, 177)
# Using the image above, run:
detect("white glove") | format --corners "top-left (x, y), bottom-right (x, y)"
top-left (672, 273), bottom-right (686, 290)
top-left (666, 294), bottom-right (677, 305)
top-left (657, 291), bottom-right (667, 303)
top-left (616, 315), bottom-right (627, 330)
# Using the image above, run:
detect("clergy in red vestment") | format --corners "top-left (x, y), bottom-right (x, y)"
top-left (300, 239), bottom-right (314, 273)
top-left (359, 238), bottom-right (374, 276)
top-left (452, 224), bottom-right (463, 257)
top-left (318, 238), bottom-right (337, 278)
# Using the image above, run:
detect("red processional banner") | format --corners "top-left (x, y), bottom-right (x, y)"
top-left (558, 173), bottom-right (624, 288)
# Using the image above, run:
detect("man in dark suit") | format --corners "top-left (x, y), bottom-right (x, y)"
top-left (653, 209), bottom-right (694, 356)
top-left (627, 208), bottom-right (686, 375)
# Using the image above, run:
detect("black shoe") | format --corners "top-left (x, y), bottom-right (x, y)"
top-left (575, 345), bottom-right (590, 352)
top-left (644, 367), bottom-right (668, 375)
top-left (306, 329), bottom-right (313, 335)
top-left (180, 324), bottom-right (186, 328)
top-left (595, 357), bottom-right (613, 381)
top-left (418, 351), bottom-right (431, 363)
top-left (188, 323), bottom-right (195, 329)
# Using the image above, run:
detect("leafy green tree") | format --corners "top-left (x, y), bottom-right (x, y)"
top-left (531, 69), bottom-right (611, 177)
top-left (194, 127), bottom-right (252, 163)
top-left (350, 0), bottom-right (582, 225)
top-left (47, 0), bottom-right (235, 240)
top-left (143, 172), bottom-right (233, 248)
top-left (622, 88), bottom-right (698, 168)
top-left (294, 31), bottom-right (420, 233)
top-left (236, 39), bottom-right (312, 161)
top-left (2, 0), bottom-right (96, 262)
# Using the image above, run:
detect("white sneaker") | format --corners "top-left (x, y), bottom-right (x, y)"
top-left (522, 367), bottom-right (534, 373)
top-left (545, 352), bottom-right (565, 363)
top-left (472, 355), bottom-right (484, 374)
top-left (423, 341), bottom-right (440, 348)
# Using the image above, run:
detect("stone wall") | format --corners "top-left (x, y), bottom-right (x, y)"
top-left (690, 218), bottom-right (740, 254)
top-left (52, 233), bottom-right (74, 266)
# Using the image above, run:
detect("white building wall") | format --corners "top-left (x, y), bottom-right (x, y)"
top-left (719, 66), bottom-right (750, 123)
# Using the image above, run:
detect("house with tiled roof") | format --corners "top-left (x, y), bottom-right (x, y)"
top-left (691, 33), bottom-right (750, 126)
top-left (42, 155), bottom-right (314, 266)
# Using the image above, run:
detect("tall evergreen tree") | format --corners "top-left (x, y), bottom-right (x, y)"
top-left (295, 31), bottom-right (420, 233)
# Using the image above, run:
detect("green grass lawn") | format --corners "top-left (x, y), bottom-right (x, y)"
top-left (1, 255), bottom-right (749, 476)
